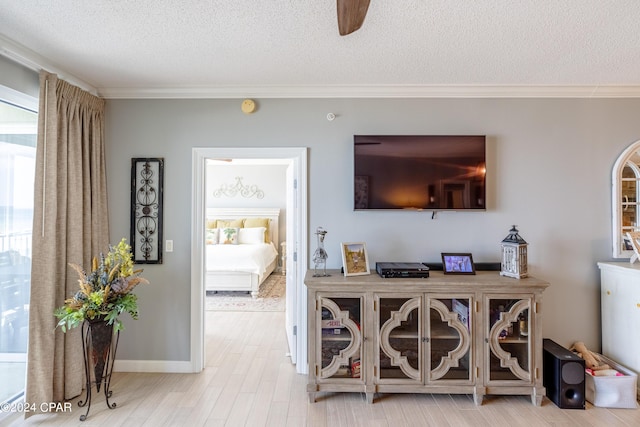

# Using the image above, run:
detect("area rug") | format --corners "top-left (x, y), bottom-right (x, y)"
top-left (205, 274), bottom-right (285, 312)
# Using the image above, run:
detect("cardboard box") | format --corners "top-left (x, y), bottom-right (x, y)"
top-left (585, 354), bottom-right (638, 409)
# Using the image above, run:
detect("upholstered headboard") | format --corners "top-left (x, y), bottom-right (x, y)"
top-left (205, 207), bottom-right (280, 246)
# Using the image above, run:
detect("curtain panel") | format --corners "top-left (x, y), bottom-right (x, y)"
top-left (25, 71), bottom-right (109, 417)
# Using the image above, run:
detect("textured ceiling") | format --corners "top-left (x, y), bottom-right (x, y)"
top-left (1, 1), bottom-right (640, 98)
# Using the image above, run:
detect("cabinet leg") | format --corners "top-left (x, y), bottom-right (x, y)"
top-left (365, 392), bottom-right (374, 404)
top-left (531, 389), bottom-right (544, 406)
top-left (308, 392), bottom-right (316, 403)
top-left (473, 391), bottom-right (484, 406)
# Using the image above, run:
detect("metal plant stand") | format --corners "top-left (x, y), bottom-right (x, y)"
top-left (78, 319), bottom-right (120, 421)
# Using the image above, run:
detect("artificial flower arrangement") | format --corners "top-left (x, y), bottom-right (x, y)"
top-left (54, 238), bottom-right (149, 332)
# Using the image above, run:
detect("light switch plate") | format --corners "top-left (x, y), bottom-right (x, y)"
top-left (166, 240), bottom-right (173, 252)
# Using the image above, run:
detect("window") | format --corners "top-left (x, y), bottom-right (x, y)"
top-left (621, 163), bottom-right (640, 239)
top-left (0, 91), bottom-right (37, 405)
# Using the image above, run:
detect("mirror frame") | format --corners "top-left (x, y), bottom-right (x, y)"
top-left (612, 139), bottom-right (640, 258)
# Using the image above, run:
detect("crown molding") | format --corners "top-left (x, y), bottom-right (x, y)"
top-left (0, 34), bottom-right (98, 95)
top-left (98, 84), bottom-right (640, 99)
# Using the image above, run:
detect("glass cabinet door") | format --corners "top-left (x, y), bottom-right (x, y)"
top-left (377, 295), bottom-right (421, 383)
top-left (427, 297), bottom-right (473, 382)
top-left (317, 296), bottom-right (363, 380)
top-left (486, 297), bottom-right (531, 382)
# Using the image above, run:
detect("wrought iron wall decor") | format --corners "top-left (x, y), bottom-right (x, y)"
top-left (213, 176), bottom-right (264, 199)
top-left (130, 158), bottom-right (164, 264)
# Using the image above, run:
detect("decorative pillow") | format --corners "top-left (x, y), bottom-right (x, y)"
top-left (218, 227), bottom-right (239, 245)
top-left (205, 228), bottom-right (219, 245)
top-left (238, 227), bottom-right (267, 245)
top-left (216, 219), bottom-right (244, 228)
top-left (205, 219), bottom-right (217, 229)
top-left (243, 217), bottom-right (271, 243)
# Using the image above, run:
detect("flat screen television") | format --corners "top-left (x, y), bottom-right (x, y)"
top-left (354, 135), bottom-right (486, 210)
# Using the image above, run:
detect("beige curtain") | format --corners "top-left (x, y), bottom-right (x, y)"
top-left (25, 71), bottom-right (109, 416)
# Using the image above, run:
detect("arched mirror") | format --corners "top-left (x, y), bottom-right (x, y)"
top-left (612, 140), bottom-right (640, 258)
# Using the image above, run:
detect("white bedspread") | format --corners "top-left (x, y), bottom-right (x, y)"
top-left (206, 243), bottom-right (278, 276)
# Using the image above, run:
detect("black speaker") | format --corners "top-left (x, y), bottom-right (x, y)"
top-left (543, 338), bottom-right (585, 409)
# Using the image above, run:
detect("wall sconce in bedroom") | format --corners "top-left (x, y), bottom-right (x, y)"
top-left (326, 113), bottom-right (336, 121)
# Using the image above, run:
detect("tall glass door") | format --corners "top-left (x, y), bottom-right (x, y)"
top-left (0, 95), bottom-right (37, 404)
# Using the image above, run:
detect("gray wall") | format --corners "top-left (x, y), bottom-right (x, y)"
top-left (0, 55), bottom-right (39, 97)
top-left (105, 97), bottom-right (638, 362)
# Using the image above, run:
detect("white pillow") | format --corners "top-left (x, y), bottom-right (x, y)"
top-left (238, 227), bottom-right (267, 244)
top-left (205, 228), bottom-right (219, 245)
top-left (218, 227), bottom-right (239, 245)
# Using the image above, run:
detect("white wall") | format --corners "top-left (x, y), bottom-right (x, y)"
top-left (104, 97), bottom-right (640, 363)
top-left (206, 162), bottom-right (287, 242)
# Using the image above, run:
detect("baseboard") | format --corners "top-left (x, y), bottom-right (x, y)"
top-left (113, 359), bottom-right (196, 373)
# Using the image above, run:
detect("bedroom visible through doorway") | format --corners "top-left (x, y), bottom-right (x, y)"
top-left (190, 147), bottom-right (308, 375)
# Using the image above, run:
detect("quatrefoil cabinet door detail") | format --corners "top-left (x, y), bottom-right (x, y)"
top-left (427, 297), bottom-right (473, 382)
top-left (317, 296), bottom-right (363, 380)
top-left (486, 297), bottom-right (532, 383)
top-left (377, 295), bottom-right (422, 383)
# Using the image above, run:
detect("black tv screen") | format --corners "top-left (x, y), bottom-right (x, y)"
top-left (354, 135), bottom-right (486, 210)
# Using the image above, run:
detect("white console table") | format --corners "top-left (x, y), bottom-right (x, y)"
top-left (597, 262), bottom-right (640, 398)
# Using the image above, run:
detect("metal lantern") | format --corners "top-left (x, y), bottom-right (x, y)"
top-left (500, 225), bottom-right (528, 279)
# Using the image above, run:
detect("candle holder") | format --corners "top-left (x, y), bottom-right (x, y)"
top-left (500, 225), bottom-right (528, 279)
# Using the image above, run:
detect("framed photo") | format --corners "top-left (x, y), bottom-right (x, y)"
top-left (441, 253), bottom-right (476, 275)
top-left (341, 242), bottom-right (371, 276)
top-left (131, 158), bottom-right (164, 264)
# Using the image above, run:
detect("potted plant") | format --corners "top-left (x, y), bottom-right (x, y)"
top-left (54, 238), bottom-right (149, 333)
top-left (54, 238), bottom-right (148, 420)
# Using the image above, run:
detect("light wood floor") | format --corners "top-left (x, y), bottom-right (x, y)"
top-left (4, 310), bottom-right (640, 426)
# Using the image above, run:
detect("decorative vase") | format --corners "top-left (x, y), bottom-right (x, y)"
top-left (312, 227), bottom-right (329, 277)
top-left (86, 318), bottom-right (113, 391)
top-left (78, 317), bottom-right (119, 421)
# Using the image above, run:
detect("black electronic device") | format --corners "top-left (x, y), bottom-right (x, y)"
top-left (543, 338), bottom-right (586, 409)
top-left (376, 262), bottom-right (430, 278)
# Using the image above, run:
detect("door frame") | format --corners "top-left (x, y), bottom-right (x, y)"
top-left (190, 147), bottom-right (308, 374)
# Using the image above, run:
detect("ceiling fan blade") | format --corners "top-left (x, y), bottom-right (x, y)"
top-left (337, 0), bottom-right (371, 36)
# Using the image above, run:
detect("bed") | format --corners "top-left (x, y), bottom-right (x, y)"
top-left (205, 208), bottom-right (280, 298)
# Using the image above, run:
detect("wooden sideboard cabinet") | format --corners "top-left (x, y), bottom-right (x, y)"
top-left (305, 270), bottom-right (549, 405)
top-left (597, 262), bottom-right (640, 397)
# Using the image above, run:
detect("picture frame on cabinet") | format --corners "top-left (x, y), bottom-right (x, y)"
top-left (341, 242), bottom-right (371, 276)
top-left (441, 253), bottom-right (476, 275)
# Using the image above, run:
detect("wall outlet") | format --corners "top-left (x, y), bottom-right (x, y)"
top-left (166, 240), bottom-right (173, 252)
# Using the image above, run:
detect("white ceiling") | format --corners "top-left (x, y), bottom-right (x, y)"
top-left (1, 1), bottom-right (640, 98)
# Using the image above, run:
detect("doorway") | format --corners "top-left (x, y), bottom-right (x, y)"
top-left (190, 147), bottom-right (308, 375)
